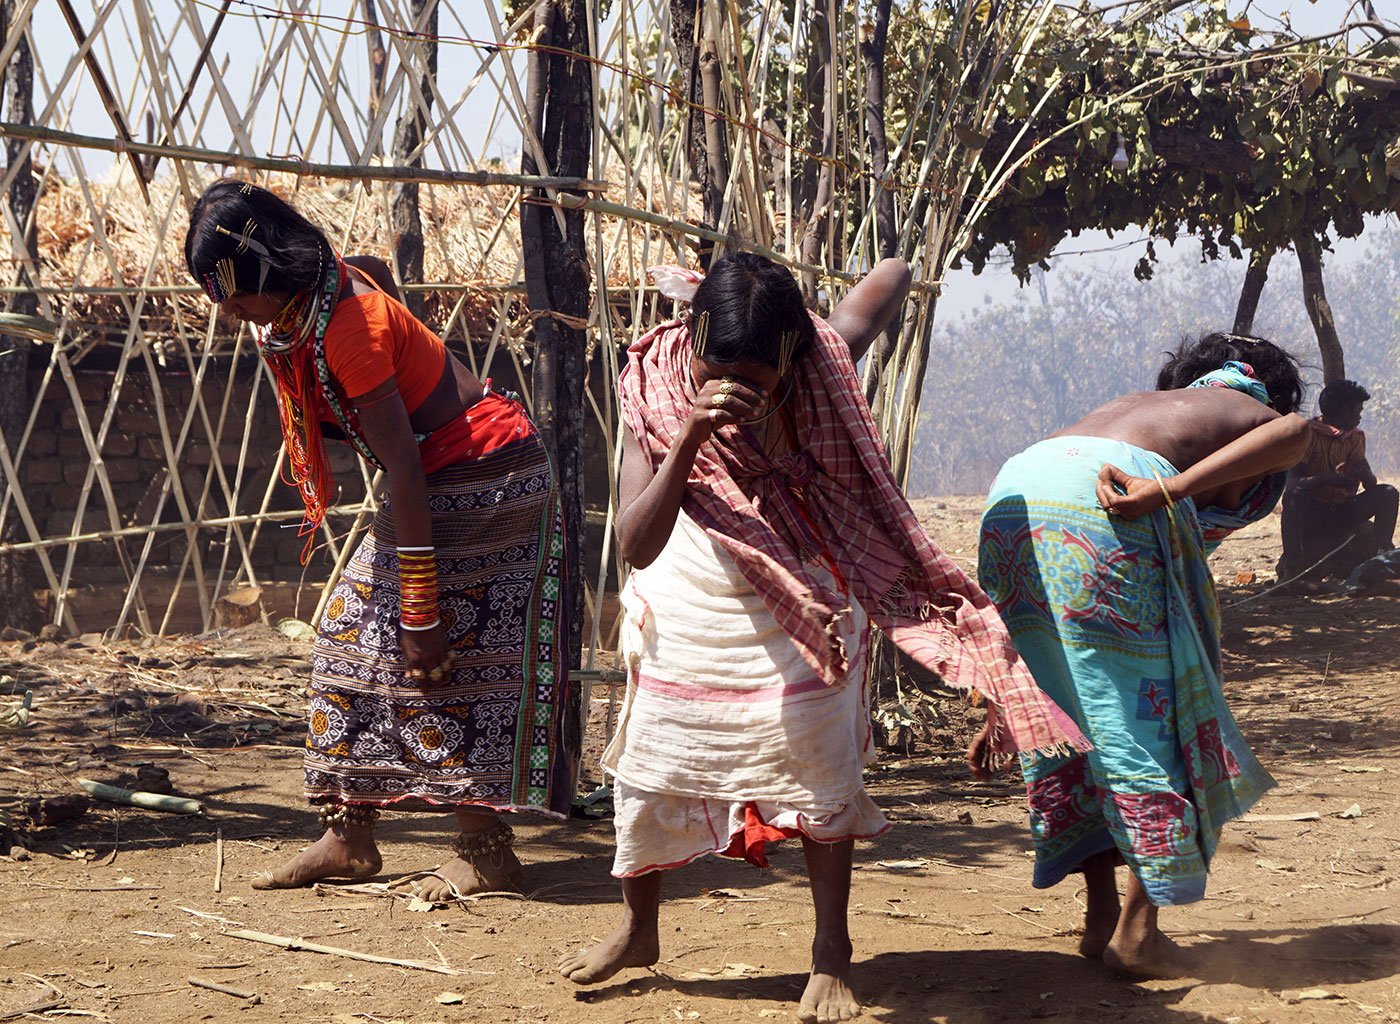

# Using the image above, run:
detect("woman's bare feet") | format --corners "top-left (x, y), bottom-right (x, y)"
top-left (559, 920), bottom-right (661, 985)
top-left (391, 811), bottom-right (524, 903)
top-left (402, 845), bottom-right (524, 902)
top-left (1103, 931), bottom-right (1197, 980)
top-left (799, 936), bottom-right (860, 1022)
top-left (251, 827), bottom-right (381, 889)
top-left (1079, 909), bottom-right (1121, 958)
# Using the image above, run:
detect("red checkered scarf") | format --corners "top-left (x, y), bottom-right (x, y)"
top-left (619, 308), bottom-right (1088, 760)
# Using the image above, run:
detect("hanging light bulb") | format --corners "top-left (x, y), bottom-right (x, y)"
top-left (1111, 132), bottom-right (1130, 171)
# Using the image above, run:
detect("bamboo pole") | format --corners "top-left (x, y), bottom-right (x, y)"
top-left (0, 123), bottom-right (610, 192)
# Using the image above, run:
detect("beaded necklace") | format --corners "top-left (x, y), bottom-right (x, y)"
top-left (255, 248), bottom-right (383, 545)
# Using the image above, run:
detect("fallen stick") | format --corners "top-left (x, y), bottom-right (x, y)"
top-left (214, 828), bottom-right (223, 893)
top-left (33, 883), bottom-right (162, 892)
top-left (0, 997), bottom-right (65, 1021)
top-left (188, 978), bottom-right (259, 1003)
top-left (77, 779), bottom-right (203, 815)
top-left (1239, 811), bottom-right (1323, 823)
top-left (222, 929), bottom-right (464, 975)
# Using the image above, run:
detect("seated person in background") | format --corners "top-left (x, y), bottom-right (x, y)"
top-left (1279, 379), bottom-right (1397, 580)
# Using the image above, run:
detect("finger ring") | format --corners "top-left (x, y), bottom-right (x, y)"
top-left (406, 668), bottom-right (425, 681)
top-left (428, 665), bottom-right (446, 683)
top-left (718, 380), bottom-right (735, 396)
top-left (711, 393), bottom-right (725, 409)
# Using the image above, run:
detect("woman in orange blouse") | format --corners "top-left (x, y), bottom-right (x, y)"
top-left (184, 180), bottom-right (577, 900)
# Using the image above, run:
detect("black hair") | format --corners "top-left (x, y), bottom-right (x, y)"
top-left (1156, 331), bottom-right (1303, 415)
top-left (1319, 379), bottom-right (1370, 417)
top-left (687, 252), bottom-right (815, 369)
top-left (184, 180), bottom-right (331, 298)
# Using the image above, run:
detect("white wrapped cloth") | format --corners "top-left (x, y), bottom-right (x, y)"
top-left (603, 511), bottom-right (888, 877)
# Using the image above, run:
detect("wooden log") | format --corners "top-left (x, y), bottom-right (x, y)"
top-left (214, 586), bottom-right (264, 630)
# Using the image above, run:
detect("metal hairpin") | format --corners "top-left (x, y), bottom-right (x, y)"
top-left (691, 310), bottom-right (711, 359)
top-left (214, 220), bottom-right (272, 293)
top-left (777, 330), bottom-right (799, 376)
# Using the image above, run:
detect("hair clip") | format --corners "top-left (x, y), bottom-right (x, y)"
top-left (240, 182), bottom-right (253, 194)
top-left (214, 257), bottom-right (238, 301)
top-left (215, 221), bottom-right (272, 293)
top-left (691, 310), bottom-right (710, 360)
top-left (777, 329), bottom-right (799, 376)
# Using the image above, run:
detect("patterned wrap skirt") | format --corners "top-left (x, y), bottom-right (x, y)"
top-left (304, 429), bottom-right (579, 818)
top-left (978, 436), bottom-right (1273, 906)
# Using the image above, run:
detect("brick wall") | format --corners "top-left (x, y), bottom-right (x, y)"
top-left (19, 363), bottom-right (368, 582)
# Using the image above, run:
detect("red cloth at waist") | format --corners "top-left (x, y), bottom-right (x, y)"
top-left (417, 391), bottom-right (534, 475)
top-left (721, 803), bottom-right (801, 868)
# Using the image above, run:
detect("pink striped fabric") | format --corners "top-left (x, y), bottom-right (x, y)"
top-left (618, 310), bottom-right (1089, 759)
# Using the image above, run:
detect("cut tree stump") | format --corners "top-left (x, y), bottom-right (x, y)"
top-left (214, 587), bottom-right (264, 629)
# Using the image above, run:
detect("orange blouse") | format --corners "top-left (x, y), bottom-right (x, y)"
top-left (321, 288), bottom-right (447, 414)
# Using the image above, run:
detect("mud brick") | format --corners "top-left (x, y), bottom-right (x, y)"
top-left (104, 432), bottom-right (137, 457)
top-left (58, 406), bottom-right (93, 431)
top-left (58, 433), bottom-right (92, 459)
top-left (102, 456), bottom-right (143, 483)
top-left (25, 430), bottom-right (57, 457)
top-left (115, 407), bottom-right (162, 434)
top-left (23, 458), bottom-right (63, 484)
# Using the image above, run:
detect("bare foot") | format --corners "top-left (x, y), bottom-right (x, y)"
top-left (558, 921), bottom-right (660, 985)
top-left (250, 828), bottom-right (381, 890)
top-left (395, 845), bottom-right (524, 903)
top-left (798, 938), bottom-right (860, 1022)
top-left (1103, 932), bottom-right (1197, 980)
top-left (1079, 910), bottom-right (1120, 959)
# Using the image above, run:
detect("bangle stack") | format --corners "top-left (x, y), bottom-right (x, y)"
top-left (398, 545), bottom-right (441, 631)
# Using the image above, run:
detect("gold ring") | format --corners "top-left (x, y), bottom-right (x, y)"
top-left (718, 380), bottom-right (735, 396)
top-left (428, 666), bottom-right (446, 683)
top-left (711, 393), bottom-right (725, 409)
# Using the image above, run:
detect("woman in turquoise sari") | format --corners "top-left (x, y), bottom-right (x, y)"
top-left (976, 333), bottom-right (1310, 979)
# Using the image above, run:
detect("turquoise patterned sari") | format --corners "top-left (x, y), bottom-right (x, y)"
top-left (978, 436), bottom-right (1281, 905)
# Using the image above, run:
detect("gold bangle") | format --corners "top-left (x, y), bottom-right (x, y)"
top-left (1154, 474), bottom-right (1175, 509)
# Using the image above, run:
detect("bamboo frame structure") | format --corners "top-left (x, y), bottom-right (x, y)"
top-left (0, 0), bottom-right (1140, 668)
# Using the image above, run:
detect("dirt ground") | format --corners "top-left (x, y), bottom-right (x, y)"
top-left (2, 497), bottom-right (1399, 1024)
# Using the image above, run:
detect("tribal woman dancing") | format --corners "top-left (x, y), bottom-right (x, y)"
top-left (559, 253), bottom-right (1085, 1022)
top-left (184, 180), bottom-right (577, 899)
top-left (978, 333), bottom-right (1309, 978)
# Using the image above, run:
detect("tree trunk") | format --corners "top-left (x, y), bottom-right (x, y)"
top-left (390, 0), bottom-right (437, 320)
top-left (861, 0), bottom-right (898, 405)
top-left (1295, 234), bottom-right (1345, 384)
top-left (362, 0), bottom-right (388, 158)
top-left (0, 0), bottom-right (40, 632)
top-left (799, 0), bottom-right (836, 306)
top-left (697, 29), bottom-right (729, 237)
top-left (1233, 248), bottom-right (1270, 335)
top-left (521, 0), bottom-right (591, 671)
top-left (668, 0), bottom-right (717, 265)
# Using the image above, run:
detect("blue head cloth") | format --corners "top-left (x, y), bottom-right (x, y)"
top-left (1186, 360), bottom-right (1270, 406)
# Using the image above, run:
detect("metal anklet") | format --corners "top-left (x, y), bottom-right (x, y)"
top-left (450, 821), bottom-right (515, 860)
top-left (317, 803), bottom-right (382, 830)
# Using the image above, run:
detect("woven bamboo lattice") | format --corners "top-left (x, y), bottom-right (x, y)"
top-left (0, 0), bottom-right (1082, 675)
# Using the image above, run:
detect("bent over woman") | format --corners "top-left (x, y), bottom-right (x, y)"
top-left (185, 181), bottom-right (578, 899)
top-left (560, 254), bottom-right (1085, 1022)
top-left (978, 334), bottom-right (1309, 978)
